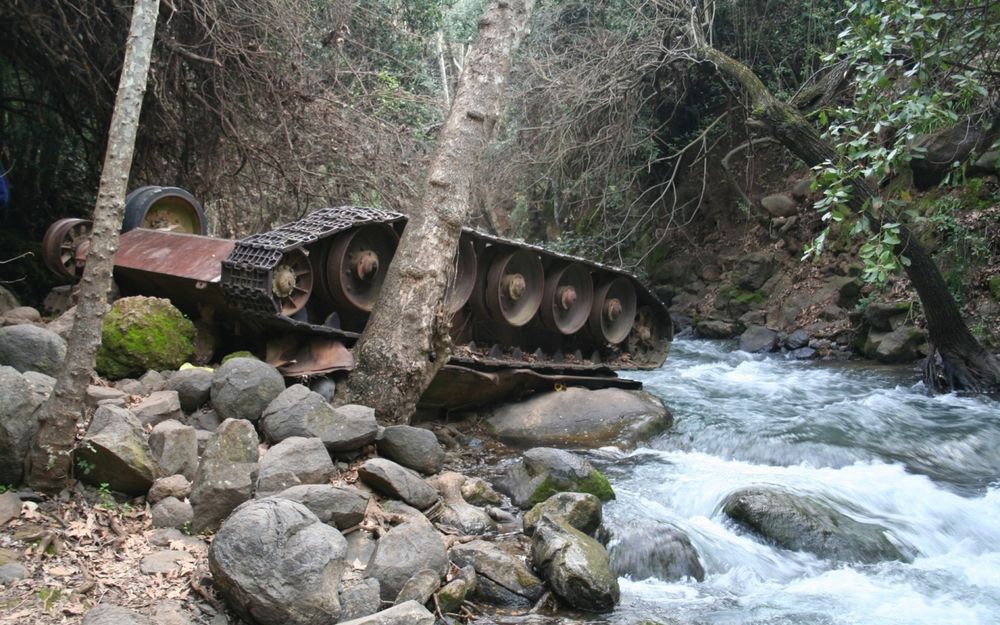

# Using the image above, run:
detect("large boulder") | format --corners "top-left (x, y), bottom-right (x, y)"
top-left (486, 388), bottom-right (672, 449)
top-left (376, 426), bottom-right (444, 474)
top-left (274, 484), bottom-right (369, 530)
top-left (75, 405), bottom-right (158, 495)
top-left (335, 601), bottom-right (435, 625)
top-left (366, 518), bottom-right (447, 601)
top-left (531, 514), bottom-right (619, 612)
top-left (210, 357), bottom-right (285, 423)
top-left (164, 368), bottom-right (213, 413)
top-left (148, 420), bottom-right (199, 480)
top-left (722, 487), bottom-right (907, 563)
top-left (495, 448), bottom-right (614, 509)
top-left (0, 324), bottom-right (66, 376)
top-left (256, 437), bottom-right (336, 496)
top-left (95, 296), bottom-right (195, 379)
top-left (738, 325), bottom-right (779, 353)
top-left (0, 367), bottom-right (45, 484)
top-left (190, 418), bottom-right (259, 532)
top-left (260, 385), bottom-right (378, 452)
top-left (599, 520), bottom-right (705, 582)
top-left (209, 497), bottom-right (348, 625)
top-left (357, 458), bottom-right (439, 510)
top-left (449, 540), bottom-right (545, 608)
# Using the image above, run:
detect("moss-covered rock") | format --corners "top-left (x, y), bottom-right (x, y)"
top-left (96, 297), bottom-right (195, 380)
top-left (495, 447), bottom-right (615, 509)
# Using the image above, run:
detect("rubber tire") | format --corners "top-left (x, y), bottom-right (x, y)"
top-left (121, 185), bottom-right (207, 235)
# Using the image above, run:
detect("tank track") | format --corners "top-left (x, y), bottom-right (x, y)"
top-left (220, 206), bottom-right (672, 372)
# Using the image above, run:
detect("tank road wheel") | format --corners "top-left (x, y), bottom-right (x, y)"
top-left (444, 235), bottom-right (478, 314)
top-left (540, 262), bottom-right (594, 335)
top-left (122, 186), bottom-right (207, 235)
top-left (271, 249), bottom-right (314, 317)
top-left (42, 218), bottom-right (92, 279)
top-left (326, 224), bottom-right (399, 313)
top-left (484, 248), bottom-right (544, 327)
top-left (589, 276), bottom-right (637, 344)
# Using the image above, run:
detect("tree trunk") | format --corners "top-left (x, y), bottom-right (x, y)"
top-left (696, 45), bottom-right (1000, 393)
top-left (344, 0), bottom-right (536, 424)
top-left (27, 0), bottom-right (160, 491)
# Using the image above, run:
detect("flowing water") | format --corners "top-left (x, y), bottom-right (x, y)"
top-left (528, 339), bottom-right (1000, 625)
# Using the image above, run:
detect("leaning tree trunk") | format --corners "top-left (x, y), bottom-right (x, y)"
top-left (696, 45), bottom-right (1000, 393)
top-left (344, 0), bottom-right (536, 424)
top-left (27, 0), bottom-right (160, 491)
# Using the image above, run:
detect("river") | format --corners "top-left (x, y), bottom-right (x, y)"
top-left (484, 339), bottom-right (1000, 624)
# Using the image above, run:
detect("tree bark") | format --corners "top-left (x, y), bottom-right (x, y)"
top-left (696, 45), bottom-right (1000, 393)
top-left (344, 0), bottom-right (536, 424)
top-left (27, 0), bottom-right (160, 491)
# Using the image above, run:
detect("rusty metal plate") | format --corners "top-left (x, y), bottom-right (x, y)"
top-left (419, 364), bottom-right (640, 411)
top-left (265, 335), bottom-right (355, 376)
top-left (115, 229), bottom-right (235, 283)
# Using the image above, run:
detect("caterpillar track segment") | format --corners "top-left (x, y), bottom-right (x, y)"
top-left (42, 195), bottom-right (672, 410)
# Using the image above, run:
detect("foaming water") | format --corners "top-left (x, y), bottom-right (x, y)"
top-left (594, 339), bottom-right (1000, 625)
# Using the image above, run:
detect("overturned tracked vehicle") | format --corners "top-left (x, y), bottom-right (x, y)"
top-left (42, 187), bottom-right (672, 411)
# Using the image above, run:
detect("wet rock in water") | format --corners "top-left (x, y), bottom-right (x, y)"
top-left (256, 436), bottom-right (335, 496)
top-left (377, 425), bottom-right (444, 475)
top-left (165, 368), bottom-right (213, 413)
top-left (722, 487), bottom-right (907, 563)
top-left (209, 497), bottom-right (348, 625)
top-left (487, 388), bottom-right (672, 450)
top-left (274, 484), bottom-right (369, 530)
top-left (599, 520), bottom-right (705, 582)
top-left (789, 347), bottom-right (817, 360)
top-left (394, 568), bottom-right (441, 605)
top-left (96, 297), bottom-right (195, 380)
top-left (863, 325), bottom-right (926, 364)
top-left (0, 324), bottom-right (66, 377)
top-left (357, 458), bottom-right (439, 510)
top-left (531, 514), bottom-right (619, 612)
top-left (449, 539), bottom-right (544, 608)
top-left (76, 405), bottom-right (158, 495)
top-left (495, 447), bottom-right (614, 509)
top-left (0, 366), bottom-right (46, 484)
top-left (82, 603), bottom-right (154, 625)
top-left (210, 357), bottom-right (285, 423)
top-left (190, 418), bottom-right (259, 532)
top-left (785, 329), bottom-right (811, 350)
top-left (335, 601), bottom-right (435, 625)
top-left (366, 518), bottom-right (447, 601)
top-left (694, 318), bottom-right (735, 339)
top-left (739, 325), bottom-right (779, 353)
top-left (149, 420), bottom-right (198, 480)
top-left (523, 492), bottom-right (602, 536)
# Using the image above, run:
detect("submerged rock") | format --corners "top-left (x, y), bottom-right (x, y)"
top-left (487, 388), bottom-right (672, 449)
top-left (722, 487), bottom-right (907, 563)
top-left (599, 520), bottom-right (705, 582)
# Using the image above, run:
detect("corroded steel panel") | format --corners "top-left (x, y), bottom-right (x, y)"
top-left (114, 229), bottom-right (235, 283)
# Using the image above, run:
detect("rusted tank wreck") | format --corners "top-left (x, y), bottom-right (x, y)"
top-left (42, 187), bottom-right (672, 410)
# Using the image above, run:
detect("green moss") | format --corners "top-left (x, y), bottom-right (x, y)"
top-left (989, 275), bottom-right (1000, 301)
top-left (528, 470), bottom-right (615, 505)
top-left (95, 296), bottom-right (195, 379)
top-left (721, 285), bottom-right (767, 305)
